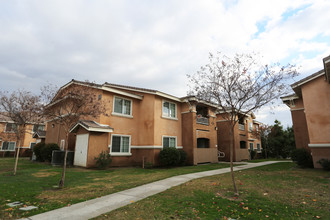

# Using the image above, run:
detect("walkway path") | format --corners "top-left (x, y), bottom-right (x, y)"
top-left (22, 161), bottom-right (283, 220)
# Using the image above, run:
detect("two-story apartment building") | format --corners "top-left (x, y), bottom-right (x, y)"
top-left (281, 55), bottom-right (330, 168)
top-left (0, 114), bottom-right (45, 157)
top-left (45, 80), bottom-right (219, 167)
top-left (216, 111), bottom-right (262, 162)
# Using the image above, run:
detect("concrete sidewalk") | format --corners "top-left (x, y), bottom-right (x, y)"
top-left (22, 161), bottom-right (283, 220)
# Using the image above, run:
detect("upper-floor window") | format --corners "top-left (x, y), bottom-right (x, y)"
top-left (162, 101), bottom-right (176, 119)
top-left (5, 123), bottom-right (17, 132)
top-left (1, 141), bottom-right (16, 151)
top-left (249, 122), bottom-right (253, 132)
top-left (163, 136), bottom-right (176, 148)
top-left (113, 96), bottom-right (132, 116)
top-left (33, 124), bottom-right (45, 132)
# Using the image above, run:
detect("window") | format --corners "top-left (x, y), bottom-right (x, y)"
top-left (30, 142), bottom-right (36, 149)
top-left (240, 141), bottom-right (246, 149)
top-left (163, 101), bottom-right (176, 118)
top-left (1, 142), bottom-right (16, 151)
top-left (249, 143), bottom-right (254, 151)
top-left (197, 138), bottom-right (210, 148)
top-left (5, 123), bottom-right (17, 132)
top-left (257, 143), bottom-right (261, 152)
top-left (249, 122), bottom-right (253, 132)
top-left (33, 124), bottom-right (45, 132)
top-left (113, 97), bottom-right (132, 116)
top-left (163, 136), bottom-right (176, 148)
top-left (111, 135), bottom-right (130, 153)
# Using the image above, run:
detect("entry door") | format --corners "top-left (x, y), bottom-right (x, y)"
top-left (74, 134), bottom-right (89, 167)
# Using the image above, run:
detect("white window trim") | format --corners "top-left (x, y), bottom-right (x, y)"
top-left (110, 134), bottom-right (132, 156)
top-left (162, 135), bottom-right (177, 149)
top-left (162, 100), bottom-right (178, 120)
top-left (112, 96), bottom-right (133, 118)
top-left (1, 141), bottom-right (16, 151)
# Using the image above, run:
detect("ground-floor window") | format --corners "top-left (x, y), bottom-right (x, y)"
top-left (111, 135), bottom-right (130, 153)
top-left (257, 143), bottom-right (261, 152)
top-left (1, 141), bottom-right (16, 151)
top-left (163, 136), bottom-right (176, 148)
top-left (249, 143), bottom-right (254, 151)
top-left (240, 141), bottom-right (246, 149)
top-left (197, 138), bottom-right (210, 148)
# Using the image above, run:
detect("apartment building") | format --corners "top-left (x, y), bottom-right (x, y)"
top-left (45, 80), bottom-right (219, 167)
top-left (281, 55), bottom-right (330, 168)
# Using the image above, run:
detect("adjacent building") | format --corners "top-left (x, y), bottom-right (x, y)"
top-left (0, 114), bottom-right (45, 157)
top-left (216, 111), bottom-right (262, 162)
top-left (281, 55), bottom-right (330, 168)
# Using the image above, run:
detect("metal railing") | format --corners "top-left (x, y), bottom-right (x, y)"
top-left (196, 116), bottom-right (209, 125)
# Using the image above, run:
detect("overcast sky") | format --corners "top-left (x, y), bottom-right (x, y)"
top-left (1, 0), bottom-right (329, 127)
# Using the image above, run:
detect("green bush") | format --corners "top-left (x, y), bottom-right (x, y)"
top-left (178, 150), bottom-right (187, 165)
top-left (40, 143), bottom-right (60, 162)
top-left (317, 159), bottom-right (330, 171)
top-left (4, 151), bottom-right (11, 157)
top-left (94, 150), bottom-right (112, 169)
top-left (291, 148), bottom-right (314, 168)
top-left (33, 142), bottom-right (46, 161)
top-left (159, 147), bottom-right (180, 167)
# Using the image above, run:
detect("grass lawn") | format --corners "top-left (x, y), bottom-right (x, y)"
top-left (96, 162), bottom-right (330, 220)
top-left (0, 157), bottom-right (230, 219)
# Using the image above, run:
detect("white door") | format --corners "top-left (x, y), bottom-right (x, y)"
top-left (74, 134), bottom-right (89, 167)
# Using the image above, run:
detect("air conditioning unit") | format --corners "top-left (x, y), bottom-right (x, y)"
top-left (51, 150), bottom-right (74, 166)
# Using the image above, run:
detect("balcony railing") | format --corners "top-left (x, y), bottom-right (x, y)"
top-left (196, 116), bottom-right (209, 125)
top-left (239, 124), bottom-right (245, 130)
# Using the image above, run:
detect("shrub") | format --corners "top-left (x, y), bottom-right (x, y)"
top-left (178, 150), bottom-right (187, 165)
top-left (94, 150), bottom-right (112, 169)
top-left (40, 143), bottom-right (60, 162)
top-left (33, 142), bottom-right (46, 161)
top-left (159, 147), bottom-right (180, 167)
top-left (317, 159), bottom-right (330, 171)
top-left (291, 148), bottom-right (314, 168)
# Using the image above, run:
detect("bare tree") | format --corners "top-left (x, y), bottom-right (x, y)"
top-left (188, 52), bottom-right (298, 195)
top-left (0, 90), bottom-right (43, 175)
top-left (43, 81), bottom-right (106, 188)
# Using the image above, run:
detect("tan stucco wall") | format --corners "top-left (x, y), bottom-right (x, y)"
top-left (301, 76), bottom-right (330, 144)
top-left (291, 109), bottom-right (310, 150)
top-left (311, 147), bottom-right (330, 168)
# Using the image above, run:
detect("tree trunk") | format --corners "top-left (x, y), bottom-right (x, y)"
top-left (229, 126), bottom-right (239, 196)
top-left (59, 134), bottom-right (69, 188)
top-left (13, 142), bottom-right (20, 176)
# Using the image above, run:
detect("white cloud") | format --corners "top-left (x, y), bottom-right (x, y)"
top-left (0, 0), bottom-right (329, 124)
